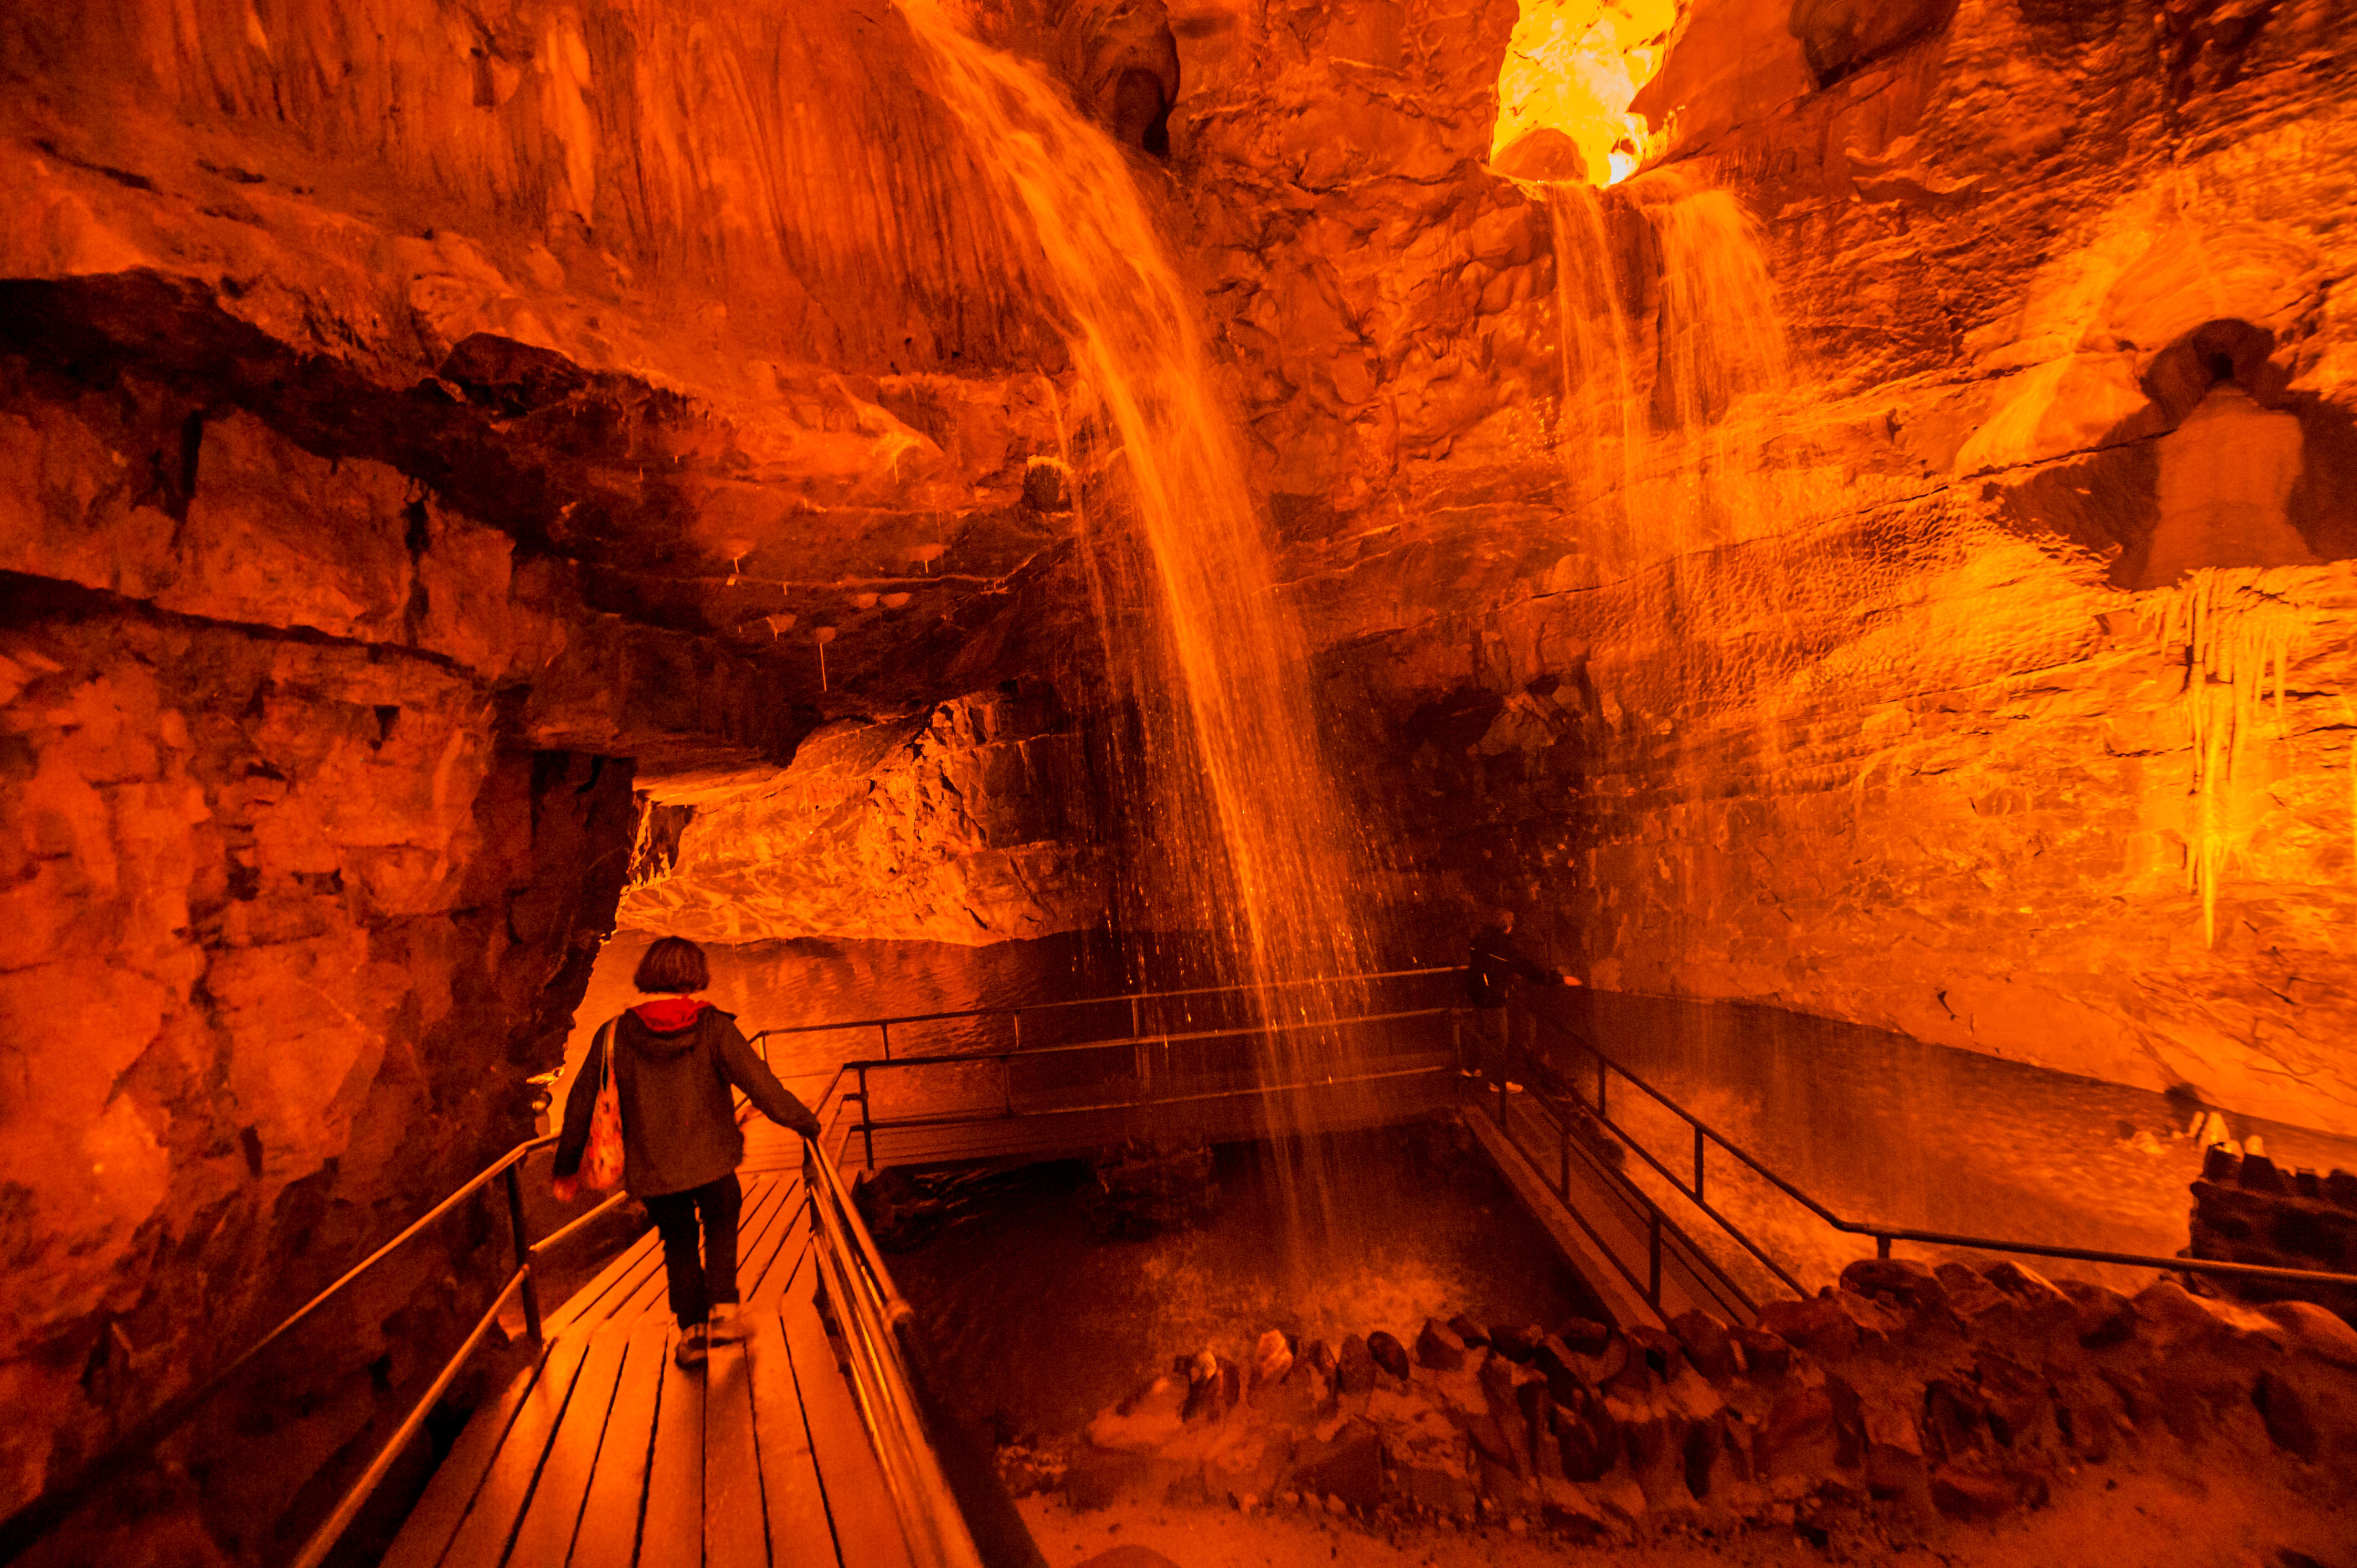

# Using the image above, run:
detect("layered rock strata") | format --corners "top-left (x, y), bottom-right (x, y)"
top-left (622, 684), bottom-right (1109, 944)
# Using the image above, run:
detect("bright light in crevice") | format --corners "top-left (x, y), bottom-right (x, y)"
top-left (1492, 0), bottom-right (1685, 187)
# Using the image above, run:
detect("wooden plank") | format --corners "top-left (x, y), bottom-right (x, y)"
top-left (745, 1309), bottom-right (835, 1568)
top-left (380, 1354), bottom-right (552, 1568)
top-left (637, 1329), bottom-right (706, 1568)
top-left (438, 1332), bottom-right (598, 1568)
top-left (702, 1339), bottom-right (768, 1568)
top-left (547, 1231), bottom-right (664, 1338)
top-left (502, 1325), bottom-right (631, 1568)
top-left (782, 1281), bottom-right (915, 1568)
top-left (737, 1182), bottom-right (806, 1304)
top-left (568, 1323), bottom-right (668, 1568)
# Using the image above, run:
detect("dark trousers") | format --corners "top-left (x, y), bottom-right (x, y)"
top-left (644, 1173), bottom-right (742, 1327)
top-left (1469, 1004), bottom-right (1515, 1080)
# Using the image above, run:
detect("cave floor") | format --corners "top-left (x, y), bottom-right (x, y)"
top-left (1016, 1434), bottom-right (2354, 1567)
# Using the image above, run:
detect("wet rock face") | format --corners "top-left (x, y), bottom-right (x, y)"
top-left (1170, 0), bottom-right (2357, 1134)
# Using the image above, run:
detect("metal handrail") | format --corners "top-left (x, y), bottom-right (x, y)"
top-left (0, 1132), bottom-right (574, 1565)
top-left (802, 1139), bottom-right (986, 1568)
top-left (750, 964), bottom-right (1455, 1059)
top-left (1508, 996), bottom-right (2357, 1296)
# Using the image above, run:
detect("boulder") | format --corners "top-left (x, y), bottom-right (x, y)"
top-left (2061, 1280), bottom-right (2136, 1348)
top-left (1838, 1257), bottom-right (1947, 1314)
top-left (1759, 1385), bottom-right (1845, 1478)
top-left (1182, 1356), bottom-right (1241, 1422)
top-left (1416, 1317), bottom-right (1468, 1371)
top-left (2253, 1370), bottom-right (2321, 1461)
top-left (1555, 1317), bottom-right (1614, 1356)
top-left (1337, 1334), bottom-right (1380, 1394)
top-left (1533, 1333), bottom-right (1585, 1404)
top-left (1733, 1325), bottom-right (1792, 1381)
top-left (1447, 1313), bottom-right (1490, 1348)
top-left (1622, 1324), bottom-right (1688, 1385)
top-left (1551, 1388), bottom-right (1622, 1482)
top-left (1367, 1330), bottom-right (1412, 1381)
top-left (1488, 1323), bottom-right (1543, 1363)
top-left (1251, 1327), bottom-right (1294, 1387)
top-left (1669, 1311), bottom-right (1739, 1381)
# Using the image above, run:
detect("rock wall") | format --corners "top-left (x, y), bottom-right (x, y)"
top-left (622, 684), bottom-right (1109, 945)
top-left (0, 321), bottom-right (794, 1546)
top-left (1166, 0), bottom-right (2357, 1134)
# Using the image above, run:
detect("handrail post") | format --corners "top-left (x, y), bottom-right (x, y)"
top-left (1558, 1122), bottom-right (1570, 1199)
top-left (1596, 1051), bottom-right (1607, 1119)
top-left (502, 1163), bottom-right (544, 1347)
top-left (1877, 1234), bottom-right (1892, 1260)
top-left (1692, 1123), bottom-right (1706, 1204)
top-left (1649, 1210), bottom-right (1663, 1309)
top-left (858, 1064), bottom-right (876, 1172)
top-left (879, 1020), bottom-right (892, 1062)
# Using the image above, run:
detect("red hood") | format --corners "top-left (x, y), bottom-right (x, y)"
top-left (631, 997), bottom-right (710, 1031)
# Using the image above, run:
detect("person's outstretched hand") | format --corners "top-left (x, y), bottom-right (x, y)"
top-left (553, 1173), bottom-right (581, 1203)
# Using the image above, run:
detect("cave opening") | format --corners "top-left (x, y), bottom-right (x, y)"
top-left (6, 0), bottom-right (2357, 1564)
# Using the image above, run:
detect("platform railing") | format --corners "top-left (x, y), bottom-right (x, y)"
top-left (749, 963), bottom-right (1460, 1061)
top-left (0, 1131), bottom-right (637, 1568)
top-left (801, 1136), bottom-right (987, 1568)
top-left (1494, 995), bottom-right (2357, 1317)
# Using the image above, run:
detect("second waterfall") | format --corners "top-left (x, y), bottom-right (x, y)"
top-left (896, 2), bottom-right (1388, 1211)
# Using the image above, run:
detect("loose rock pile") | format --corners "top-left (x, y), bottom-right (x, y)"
top-left (1025, 1257), bottom-right (2357, 1540)
top-left (2188, 1148), bottom-right (2357, 1324)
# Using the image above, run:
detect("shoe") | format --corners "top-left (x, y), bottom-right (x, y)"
top-left (673, 1324), bottom-right (711, 1369)
top-left (707, 1303), bottom-right (749, 1346)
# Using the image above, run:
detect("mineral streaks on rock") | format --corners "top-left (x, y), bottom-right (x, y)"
top-left (622, 688), bottom-right (1110, 945)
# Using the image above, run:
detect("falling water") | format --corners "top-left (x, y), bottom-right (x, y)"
top-left (1546, 182), bottom-right (1639, 532)
top-left (1541, 166), bottom-right (1797, 560)
top-left (896, 2), bottom-right (1382, 1222)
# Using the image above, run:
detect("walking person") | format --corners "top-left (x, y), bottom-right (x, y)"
top-left (1465, 907), bottom-right (1580, 1087)
top-left (553, 936), bottom-right (824, 1368)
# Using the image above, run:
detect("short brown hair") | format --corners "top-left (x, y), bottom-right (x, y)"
top-left (633, 936), bottom-right (709, 994)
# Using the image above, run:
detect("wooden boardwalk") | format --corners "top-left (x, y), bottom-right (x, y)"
top-left (384, 1059), bottom-right (1467, 1568)
top-left (382, 1162), bottom-right (914, 1568)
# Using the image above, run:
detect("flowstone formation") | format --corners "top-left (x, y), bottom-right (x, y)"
top-left (1032, 1256), bottom-right (2357, 1553)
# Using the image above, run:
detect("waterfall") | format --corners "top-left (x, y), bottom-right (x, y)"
top-left (1542, 166), bottom-right (1798, 560)
top-left (896, 3), bottom-right (1382, 1213)
top-left (1546, 182), bottom-right (1639, 533)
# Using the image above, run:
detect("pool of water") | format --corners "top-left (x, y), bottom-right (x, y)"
top-left (884, 1122), bottom-right (1605, 1440)
top-left (1521, 988), bottom-right (2357, 1294)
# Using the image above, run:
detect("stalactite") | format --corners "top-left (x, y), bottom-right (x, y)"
top-left (2148, 568), bottom-right (2310, 943)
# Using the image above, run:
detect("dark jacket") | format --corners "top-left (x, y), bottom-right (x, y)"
top-left (1466, 925), bottom-right (1560, 1009)
top-left (552, 1004), bottom-right (822, 1198)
